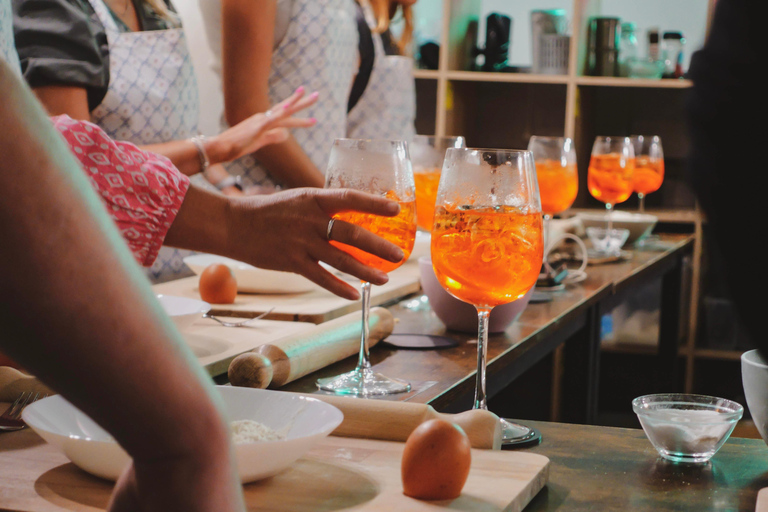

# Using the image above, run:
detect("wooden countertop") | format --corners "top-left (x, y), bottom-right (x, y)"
top-left (283, 234), bottom-right (695, 413)
top-left (523, 419), bottom-right (768, 511)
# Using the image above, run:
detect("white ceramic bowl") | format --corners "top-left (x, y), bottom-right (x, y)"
top-left (578, 211), bottom-right (658, 244)
top-left (741, 349), bottom-right (768, 446)
top-left (156, 294), bottom-right (210, 332)
top-left (184, 254), bottom-right (316, 294)
top-left (22, 386), bottom-right (343, 483)
top-left (632, 393), bottom-right (743, 463)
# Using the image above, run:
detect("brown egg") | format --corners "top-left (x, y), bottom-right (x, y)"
top-left (401, 418), bottom-right (472, 500)
top-left (199, 263), bottom-right (237, 304)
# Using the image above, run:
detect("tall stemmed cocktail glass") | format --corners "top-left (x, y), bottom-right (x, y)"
top-left (587, 136), bottom-right (635, 252)
top-left (317, 139), bottom-right (417, 396)
top-left (431, 148), bottom-right (544, 444)
top-left (630, 135), bottom-right (664, 213)
top-left (527, 136), bottom-right (578, 253)
top-left (411, 135), bottom-right (466, 231)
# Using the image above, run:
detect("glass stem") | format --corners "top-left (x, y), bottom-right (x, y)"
top-left (356, 281), bottom-right (372, 372)
top-left (605, 203), bottom-right (614, 233)
top-left (473, 307), bottom-right (492, 411)
top-left (638, 193), bottom-right (645, 213)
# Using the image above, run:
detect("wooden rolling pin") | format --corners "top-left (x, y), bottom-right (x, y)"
top-left (0, 366), bottom-right (54, 402)
top-left (297, 393), bottom-right (502, 450)
top-left (229, 307), bottom-right (394, 389)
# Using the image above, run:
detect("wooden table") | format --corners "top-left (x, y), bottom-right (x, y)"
top-left (284, 234), bottom-right (695, 422)
top-left (1, 419), bottom-right (764, 511)
top-left (523, 420), bottom-right (768, 511)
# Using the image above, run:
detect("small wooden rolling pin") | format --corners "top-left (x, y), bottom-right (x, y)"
top-left (229, 307), bottom-right (394, 389)
top-left (0, 366), bottom-right (54, 402)
top-left (297, 393), bottom-right (503, 450)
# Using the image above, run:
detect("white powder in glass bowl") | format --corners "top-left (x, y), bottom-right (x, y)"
top-left (230, 419), bottom-right (286, 444)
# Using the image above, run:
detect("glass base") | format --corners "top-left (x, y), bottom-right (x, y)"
top-left (501, 418), bottom-right (542, 447)
top-left (316, 368), bottom-right (411, 397)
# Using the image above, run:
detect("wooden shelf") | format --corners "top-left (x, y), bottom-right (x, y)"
top-left (445, 70), bottom-right (569, 84)
top-left (575, 76), bottom-right (693, 89)
top-left (413, 69), bottom-right (440, 80)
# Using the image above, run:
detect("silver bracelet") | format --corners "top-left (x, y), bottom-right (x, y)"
top-left (190, 135), bottom-right (210, 174)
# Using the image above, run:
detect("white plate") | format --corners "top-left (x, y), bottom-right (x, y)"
top-left (156, 294), bottom-right (210, 332)
top-left (184, 254), bottom-right (316, 294)
top-left (22, 386), bottom-right (343, 483)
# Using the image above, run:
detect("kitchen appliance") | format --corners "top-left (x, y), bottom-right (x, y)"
top-left (587, 17), bottom-right (620, 76)
top-left (531, 9), bottom-right (570, 74)
top-left (473, 13), bottom-right (513, 72)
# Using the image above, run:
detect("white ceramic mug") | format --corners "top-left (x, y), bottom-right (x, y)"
top-left (741, 349), bottom-right (768, 446)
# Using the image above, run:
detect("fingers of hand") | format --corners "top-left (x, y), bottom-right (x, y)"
top-left (319, 247), bottom-right (390, 286)
top-left (317, 189), bottom-right (400, 217)
top-left (300, 262), bottom-right (361, 300)
top-left (327, 219), bottom-right (404, 264)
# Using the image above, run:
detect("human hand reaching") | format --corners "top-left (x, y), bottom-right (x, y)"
top-left (224, 188), bottom-right (406, 300)
top-left (206, 87), bottom-right (319, 165)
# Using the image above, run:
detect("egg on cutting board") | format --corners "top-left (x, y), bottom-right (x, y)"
top-left (401, 419), bottom-right (472, 500)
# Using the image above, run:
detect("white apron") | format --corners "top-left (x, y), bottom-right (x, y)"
top-left (346, 0), bottom-right (415, 143)
top-left (223, 0), bottom-right (358, 188)
top-left (0, 0), bottom-right (21, 75)
top-left (87, 0), bottom-right (199, 283)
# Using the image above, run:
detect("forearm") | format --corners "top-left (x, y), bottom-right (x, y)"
top-left (163, 184), bottom-right (233, 254)
top-left (0, 63), bottom-right (230, 460)
top-left (255, 137), bottom-right (325, 188)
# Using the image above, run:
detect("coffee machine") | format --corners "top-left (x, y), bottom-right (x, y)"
top-left (473, 13), bottom-right (513, 72)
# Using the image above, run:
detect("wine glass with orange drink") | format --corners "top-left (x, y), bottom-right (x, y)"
top-left (587, 136), bottom-right (635, 253)
top-left (316, 139), bottom-right (417, 396)
top-left (431, 148), bottom-right (544, 445)
top-left (527, 136), bottom-right (578, 252)
top-left (630, 135), bottom-right (664, 213)
top-left (411, 135), bottom-right (466, 231)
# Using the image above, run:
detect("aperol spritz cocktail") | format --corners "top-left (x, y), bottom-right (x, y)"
top-left (431, 205), bottom-right (542, 307)
top-left (331, 197), bottom-right (416, 273)
top-left (630, 135), bottom-right (664, 212)
top-left (411, 135), bottom-right (465, 230)
top-left (587, 152), bottom-right (634, 206)
top-left (431, 148), bottom-right (543, 446)
top-left (318, 139), bottom-right (416, 396)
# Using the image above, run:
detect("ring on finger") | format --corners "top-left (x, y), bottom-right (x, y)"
top-left (264, 109), bottom-right (273, 119)
top-left (326, 218), bottom-right (336, 241)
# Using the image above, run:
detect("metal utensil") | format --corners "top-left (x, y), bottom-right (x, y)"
top-left (0, 391), bottom-right (43, 431)
top-left (203, 308), bottom-right (276, 327)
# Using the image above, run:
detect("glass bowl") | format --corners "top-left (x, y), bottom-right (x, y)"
top-left (586, 227), bottom-right (630, 255)
top-left (632, 394), bottom-right (743, 463)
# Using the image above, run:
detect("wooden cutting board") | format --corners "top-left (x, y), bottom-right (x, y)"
top-left (181, 317), bottom-right (316, 377)
top-left (153, 262), bottom-right (421, 324)
top-left (0, 431), bottom-right (549, 512)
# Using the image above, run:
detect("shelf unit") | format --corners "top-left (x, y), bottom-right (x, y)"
top-left (412, 0), bottom-right (733, 405)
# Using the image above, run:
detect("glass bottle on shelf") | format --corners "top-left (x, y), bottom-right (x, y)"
top-left (618, 22), bottom-right (638, 77)
top-left (662, 31), bottom-right (686, 78)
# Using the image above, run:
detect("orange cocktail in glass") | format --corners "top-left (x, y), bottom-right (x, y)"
top-left (410, 135), bottom-right (466, 231)
top-left (331, 198), bottom-right (416, 273)
top-left (414, 169), bottom-right (441, 230)
top-left (430, 148), bottom-right (542, 446)
top-left (537, 160), bottom-right (579, 216)
top-left (587, 152), bottom-right (634, 205)
top-left (431, 205), bottom-right (542, 307)
top-left (630, 135), bottom-right (664, 212)
top-left (318, 138), bottom-right (416, 397)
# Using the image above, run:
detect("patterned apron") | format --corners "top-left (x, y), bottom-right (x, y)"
top-left (87, 0), bottom-right (199, 283)
top-left (346, 0), bottom-right (415, 143)
top-left (223, 0), bottom-right (358, 188)
top-left (0, 0), bottom-right (21, 75)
